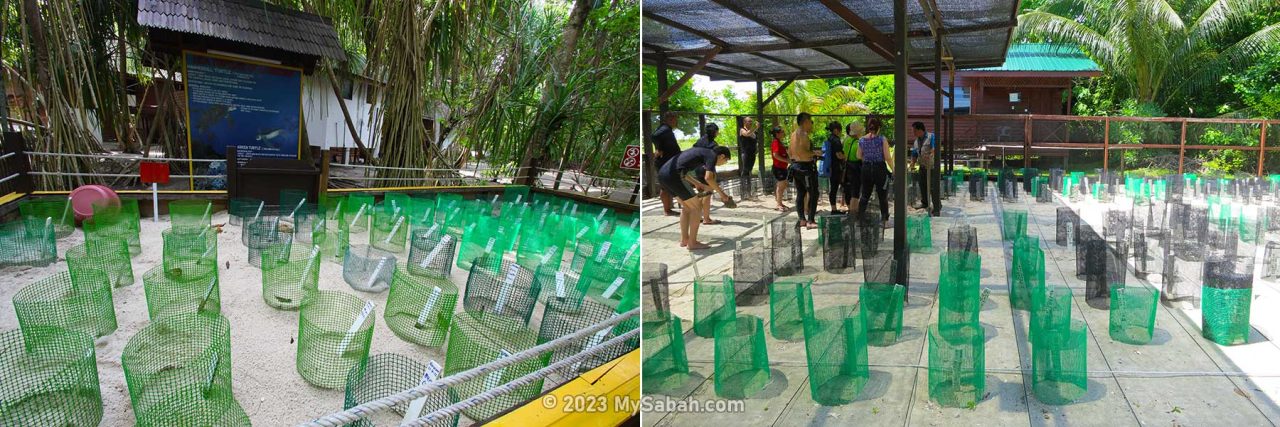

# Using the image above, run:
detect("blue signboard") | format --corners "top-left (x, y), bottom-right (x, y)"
top-left (183, 51), bottom-right (303, 186)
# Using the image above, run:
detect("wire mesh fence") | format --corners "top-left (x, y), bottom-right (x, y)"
top-left (18, 198), bottom-right (75, 238)
top-left (296, 291), bottom-right (376, 389)
top-left (0, 217), bottom-right (58, 267)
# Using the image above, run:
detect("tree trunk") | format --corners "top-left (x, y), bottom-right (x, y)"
top-left (515, 0), bottom-right (593, 186)
top-left (117, 20), bottom-right (139, 153)
top-left (22, 0), bottom-right (50, 122)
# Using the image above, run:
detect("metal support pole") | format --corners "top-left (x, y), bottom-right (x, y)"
top-left (756, 80), bottom-right (767, 196)
top-left (932, 35), bottom-right (942, 214)
top-left (657, 61), bottom-right (670, 113)
top-left (948, 70), bottom-right (955, 175)
top-left (893, 0), bottom-right (909, 290)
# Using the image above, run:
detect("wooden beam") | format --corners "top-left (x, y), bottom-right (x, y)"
top-left (652, 20), bottom-right (1014, 58)
top-left (705, 0), bottom-right (858, 72)
top-left (762, 76), bottom-right (798, 108)
top-left (817, 0), bottom-right (948, 96)
top-left (656, 47), bottom-right (722, 107)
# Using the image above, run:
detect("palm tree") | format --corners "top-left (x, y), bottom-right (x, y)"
top-left (1017, 0), bottom-right (1279, 109)
top-left (763, 79), bottom-right (868, 117)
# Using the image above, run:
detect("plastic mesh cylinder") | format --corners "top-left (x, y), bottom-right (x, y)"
top-left (1056, 207), bottom-right (1077, 246)
top-left (642, 263), bottom-right (671, 315)
top-left (1263, 241), bottom-right (1280, 280)
top-left (121, 313), bottom-right (244, 426)
top-left (443, 311), bottom-right (547, 421)
top-left (1011, 238), bottom-right (1045, 311)
top-left (1031, 285), bottom-right (1073, 342)
top-left (18, 198), bottom-right (75, 238)
top-left (642, 313), bottom-right (689, 394)
top-left (89, 198), bottom-right (141, 255)
top-left (344, 195), bottom-right (375, 233)
top-left (13, 270), bottom-right (116, 339)
top-left (928, 323), bottom-right (985, 407)
top-left (168, 199), bottom-right (214, 231)
top-left (769, 278), bottom-right (812, 341)
top-left (384, 270), bottom-right (458, 348)
top-left (1002, 209), bottom-right (1027, 241)
top-left (297, 291), bottom-right (375, 389)
top-left (0, 218), bottom-right (57, 267)
top-left (370, 206), bottom-right (409, 253)
top-left (245, 217), bottom-right (293, 267)
top-left (860, 283), bottom-right (904, 346)
top-left (0, 326), bottom-right (102, 426)
top-left (1109, 286), bottom-right (1158, 345)
top-left (317, 226), bottom-right (351, 266)
top-left (515, 228), bottom-right (564, 272)
top-left (947, 225), bottom-right (977, 254)
top-left (66, 239), bottom-right (134, 288)
top-left (939, 251), bottom-right (982, 329)
top-left (261, 243), bottom-right (320, 310)
top-left (1031, 320), bottom-right (1087, 405)
top-left (907, 213), bottom-right (932, 253)
top-left (162, 227), bottom-right (218, 278)
top-left (536, 294), bottom-right (628, 375)
top-left (343, 245), bottom-right (397, 293)
top-left (142, 263), bottom-right (220, 321)
top-left (342, 353), bottom-right (458, 427)
top-left (228, 197), bottom-right (264, 227)
top-left (1202, 256), bottom-right (1255, 345)
top-left (801, 305), bottom-right (867, 406)
top-left (713, 314), bottom-right (770, 399)
top-left (694, 276), bottom-right (736, 338)
top-left (463, 256), bottom-right (540, 325)
top-left (819, 214), bottom-right (855, 272)
top-left (406, 225), bottom-right (457, 278)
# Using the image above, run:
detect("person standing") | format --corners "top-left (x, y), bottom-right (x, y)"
top-left (910, 121), bottom-right (940, 216)
top-left (844, 122), bottom-right (863, 209)
top-left (769, 126), bottom-right (791, 212)
top-left (690, 123), bottom-right (724, 225)
top-left (855, 118), bottom-right (893, 228)
top-left (738, 117), bottom-right (760, 201)
top-left (651, 112), bottom-right (681, 216)
top-left (657, 145), bottom-right (734, 250)
top-left (820, 121), bottom-right (847, 214)
top-left (789, 113), bottom-right (820, 230)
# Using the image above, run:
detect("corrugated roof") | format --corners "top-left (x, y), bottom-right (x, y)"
top-left (138, 0), bottom-right (346, 61)
top-left (970, 43), bottom-right (1100, 72)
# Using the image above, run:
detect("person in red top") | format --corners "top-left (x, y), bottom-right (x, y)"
top-left (769, 125), bottom-right (791, 211)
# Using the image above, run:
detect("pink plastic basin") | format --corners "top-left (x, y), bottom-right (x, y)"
top-left (69, 185), bottom-right (120, 221)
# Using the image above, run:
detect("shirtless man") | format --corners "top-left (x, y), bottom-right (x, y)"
top-left (789, 113), bottom-right (821, 229)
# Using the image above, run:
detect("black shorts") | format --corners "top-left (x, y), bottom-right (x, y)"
top-left (771, 166), bottom-right (789, 182)
top-left (658, 171), bottom-right (697, 201)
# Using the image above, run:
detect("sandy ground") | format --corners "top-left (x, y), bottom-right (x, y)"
top-left (0, 210), bottom-right (507, 426)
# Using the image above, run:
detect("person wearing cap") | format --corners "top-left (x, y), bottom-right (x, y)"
top-left (820, 121), bottom-right (848, 214)
top-left (657, 145), bottom-right (734, 250)
top-left (789, 112), bottom-right (821, 230)
top-left (910, 121), bottom-right (940, 216)
top-left (769, 125), bottom-right (791, 212)
top-left (651, 112), bottom-right (682, 216)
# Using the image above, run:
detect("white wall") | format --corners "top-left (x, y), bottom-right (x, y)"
top-left (302, 75), bottom-right (380, 158)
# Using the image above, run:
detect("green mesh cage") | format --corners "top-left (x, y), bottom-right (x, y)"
top-left (406, 225), bottom-right (456, 278)
top-left (370, 204), bottom-right (410, 253)
top-left (928, 323), bottom-right (985, 407)
top-left (280, 189), bottom-right (310, 215)
top-left (694, 276), bottom-right (736, 338)
top-left (860, 283), bottom-right (904, 346)
top-left (289, 203), bottom-right (323, 245)
top-left (228, 197), bottom-right (265, 227)
top-left (498, 202), bottom-right (531, 227)
top-left (260, 243), bottom-right (319, 310)
top-left (323, 196), bottom-right (347, 226)
top-left (1002, 210), bottom-right (1028, 241)
top-left (0, 326), bottom-right (102, 426)
top-left (1109, 286), bottom-right (1158, 345)
top-left (1031, 285), bottom-right (1073, 342)
top-left (455, 219), bottom-right (507, 271)
top-left (343, 353), bottom-right (458, 427)
top-left (297, 291), bottom-right (376, 389)
top-left (575, 262), bottom-right (638, 306)
top-left (533, 265), bottom-right (588, 305)
top-left (907, 213), bottom-right (932, 253)
top-left (1202, 286), bottom-right (1252, 346)
top-left (14, 270), bottom-right (116, 339)
top-left (464, 255), bottom-right (541, 325)
top-left (89, 198), bottom-right (141, 255)
top-left (317, 225), bottom-right (352, 266)
top-left (1010, 237), bottom-right (1045, 311)
top-left (938, 251), bottom-right (981, 331)
top-left (18, 198), bottom-right (75, 238)
top-left (121, 313), bottom-right (246, 426)
top-left (516, 227), bottom-right (565, 271)
top-left (341, 194), bottom-right (374, 233)
top-left (343, 245), bottom-right (398, 293)
top-left (769, 278), bottom-right (812, 341)
top-left (443, 311), bottom-right (548, 421)
top-left (713, 314), bottom-right (770, 399)
top-left (385, 269), bottom-right (458, 347)
top-left (65, 239), bottom-right (134, 288)
top-left (162, 227), bottom-right (218, 278)
top-left (801, 305), bottom-right (867, 406)
top-left (642, 313), bottom-right (690, 394)
top-left (1031, 319), bottom-right (1087, 405)
top-left (168, 199), bottom-right (214, 231)
top-left (142, 262), bottom-right (221, 321)
top-left (0, 218), bottom-right (57, 267)
top-left (501, 186), bottom-right (531, 205)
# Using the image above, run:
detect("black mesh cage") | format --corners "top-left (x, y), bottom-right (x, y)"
top-left (1205, 256), bottom-right (1255, 290)
top-left (947, 225), bottom-right (977, 254)
top-left (1085, 245), bottom-right (1127, 309)
top-left (1161, 243), bottom-right (1201, 303)
top-left (857, 215), bottom-right (885, 261)
top-left (968, 172), bottom-right (986, 201)
top-left (1056, 207), bottom-right (1077, 247)
top-left (1050, 169), bottom-right (1064, 192)
top-left (463, 255), bottom-right (541, 325)
top-left (1179, 205), bottom-right (1210, 261)
top-left (1132, 231), bottom-right (1150, 279)
top-left (771, 219), bottom-right (803, 275)
top-left (1264, 242), bottom-right (1280, 280)
top-left (1206, 227), bottom-right (1240, 263)
top-left (1037, 182), bottom-right (1052, 203)
top-left (1104, 209), bottom-right (1130, 243)
top-left (342, 353), bottom-right (457, 427)
top-left (1075, 225), bottom-right (1101, 277)
top-left (733, 239), bottom-right (773, 305)
top-left (819, 214), bottom-right (855, 272)
top-left (642, 263), bottom-right (671, 315)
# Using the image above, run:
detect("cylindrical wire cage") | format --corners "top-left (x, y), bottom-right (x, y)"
top-left (370, 205), bottom-right (410, 253)
top-left (713, 314), bottom-right (770, 399)
top-left (13, 269), bottom-right (116, 339)
top-left (406, 224), bottom-right (458, 279)
top-left (162, 227), bottom-right (218, 278)
top-left (642, 263), bottom-right (671, 315)
top-left (463, 255), bottom-right (541, 325)
top-left (228, 197), bottom-right (264, 227)
top-left (343, 353), bottom-right (458, 427)
top-left (285, 203), bottom-right (321, 245)
top-left (1001, 209), bottom-right (1027, 242)
top-left (1202, 256), bottom-right (1255, 345)
top-left (1011, 241), bottom-right (1046, 312)
top-left (1031, 319), bottom-right (1087, 405)
top-left (0, 326), bottom-right (102, 426)
top-left (18, 198), bottom-right (75, 238)
top-left (860, 283), bottom-right (904, 346)
top-left (939, 251), bottom-right (982, 329)
top-left (536, 293), bottom-right (634, 379)
top-left (245, 216), bottom-right (294, 267)
top-left (515, 228), bottom-right (564, 272)
top-left (384, 269), bottom-right (458, 348)
top-left (927, 323), bottom-right (985, 408)
top-left (443, 311), bottom-right (548, 421)
top-left (261, 243), bottom-right (319, 310)
top-left (343, 245), bottom-right (398, 293)
top-left (1030, 285), bottom-right (1073, 343)
top-left (907, 212), bottom-right (932, 253)
top-left (1109, 285), bottom-right (1158, 345)
top-left (317, 225), bottom-right (352, 266)
top-left (694, 276), bottom-right (736, 338)
top-left (168, 199), bottom-right (214, 232)
top-left (121, 313), bottom-right (245, 426)
top-left (297, 291), bottom-right (376, 389)
top-left (732, 239), bottom-right (774, 305)
top-left (818, 213), bottom-right (855, 272)
top-left (642, 313), bottom-right (689, 394)
top-left (66, 239), bottom-right (134, 288)
top-left (0, 218), bottom-right (57, 267)
top-left (948, 225), bottom-right (978, 253)
top-left (768, 278), bottom-right (812, 341)
top-left (1264, 241), bottom-right (1280, 280)
top-left (801, 304), bottom-right (867, 406)
top-left (92, 198), bottom-right (142, 255)
top-left (142, 263), bottom-right (221, 321)
top-left (344, 195), bottom-right (376, 233)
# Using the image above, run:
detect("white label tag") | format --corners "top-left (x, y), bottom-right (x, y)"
top-left (205, 354), bottom-right (220, 391)
top-left (485, 349), bottom-right (512, 390)
top-left (571, 204), bottom-right (578, 215)
top-left (384, 216), bottom-right (405, 243)
top-left (602, 276), bottom-right (625, 299)
top-left (290, 198), bottom-right (307, 218)
top-left (503, 264), bottom-right (522, 286)
top-left (416, 286), bottom-right (442, 326)
top-left (541, 246), bottom-right (558, 265)
top-left (630, 218), bottom-right (639, 228)
top-left (555, 271), bottom-right (567, 298)
top-left (200, 203), bottom-right (212, 225)
top-left (425, 223), bottom-right (441, 238)
top-left (577, 226), bottom-right (589, 239)
top-left (514, 194), bottom-right (522, 204)
top-left (420, 235), bottom-right (452, 268)
top-left (595, 242), bottom-right (612, 262)
top-left (572, 324), bottom-right (614, 372)
top-left (253, 201), bottom-right (265, 221)
top-left (403, 360), bottom-right (445, 422)
top-left (622, 243), bottom-right (638, 264)
top-left (492, 195), bottom-right (500, 204)
top-left (597, 209), bottom-right (608, 220)
top-left (350, 204), bottom-right (367, 228)
top-left (368, 258), bottom-right (390, 289)
top-left (300, 245), bottom-right (321, 281)
top-left (484, 237), bottom-right (496, 253)
top-left (338, 301), bottom-right (375, 354)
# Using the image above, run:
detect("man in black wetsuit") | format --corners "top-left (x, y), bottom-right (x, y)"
top-left (651, 112), bottom-right (681, 216)
top-left (657, 145), bottom-right (733, 250)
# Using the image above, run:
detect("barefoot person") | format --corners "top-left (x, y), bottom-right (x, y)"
top-left (821, 121), bottom-right (847, 214)
top-left (658, 145), bottom-right (734, 250)
top-left (690, 123), bottom-right (724, 225)
top-left (651, 112), bottom-right (682, 216)
top-left (789, 113), bottom-right (820, 230)
top-left (738, 117), bottom-right (760, 200)
top-left (769, 125), bottom-right (791, 211)
top-left (855, 118), bottom-right (893, 228)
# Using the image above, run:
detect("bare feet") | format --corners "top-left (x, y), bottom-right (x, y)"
top-left (679, 240), bottom-right (688, 247)
top-left (664, 210), bottom-right (679, 216)
top-left (687, 241), bottom-right (711, 250)
top-left (702, 219), bottom-right (722, 225)
top-left (805, 222), bottom-right (818, 230)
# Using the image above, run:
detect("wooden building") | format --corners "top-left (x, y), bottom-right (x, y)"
top-left (907, 43), bottom-right (1101, 117)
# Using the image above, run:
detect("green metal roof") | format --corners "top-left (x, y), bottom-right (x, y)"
top-left (972, 43), bottom-right (1100, 73)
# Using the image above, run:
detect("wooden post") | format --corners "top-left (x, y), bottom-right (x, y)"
top-left (319, 149), bottom-right (331, 201)
top-left (892, 0), bottom-right (909, 291)
top-left (1102, 118), bottom-right (1110, 172)
top-left (1023, 115), bottom-right (1032, 170)
top-left (1260, 122), bottom-right (1268, 177)
top-left (1178, 120), bottom-right (1187, 174)
top-left (756, 80), bottom-right (766, 193)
